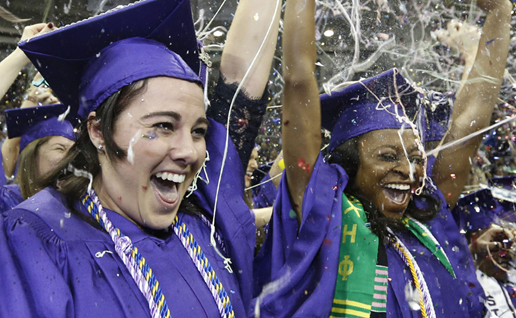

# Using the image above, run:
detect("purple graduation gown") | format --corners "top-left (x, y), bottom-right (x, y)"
top-left (252, 174), bottom-right (278, 209)
top-left (254, 155), bottom-right (485, 317)
top-left (0, 118), bottom-right (257, 317)
top-left (0, 184), bottom-right (23, 212)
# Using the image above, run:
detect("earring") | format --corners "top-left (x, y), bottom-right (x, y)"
top-left (97, 144), bottom-right (104, 153)
top-left (186, 150), bottom-right (210, 198)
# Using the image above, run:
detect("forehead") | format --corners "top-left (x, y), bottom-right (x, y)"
top-left (124, 76), bottom-right (205, 117)
top-left (47, 135), bottom-right (75, 146)
top-left (358, 129), bottom-right (420, 152)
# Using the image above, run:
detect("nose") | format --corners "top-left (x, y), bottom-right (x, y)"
top-left (249, 159), bottom-right (258, 170)
top-left (392, 159), bottom-right (412, 179)
top-left (169, 132), bottom-right (199, 167)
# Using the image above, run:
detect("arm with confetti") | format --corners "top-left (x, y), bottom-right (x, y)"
top-left (282, 0), bottom-right (321, 223)
top-left (432, 0), bottom-right (512, 209)
top-left (208, 0), bottom-right (281, 170)
top-left (220, 0), bottom-right (281, 99)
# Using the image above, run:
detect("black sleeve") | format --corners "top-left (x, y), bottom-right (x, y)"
top-left (207, 76), bottom-right (269, 170)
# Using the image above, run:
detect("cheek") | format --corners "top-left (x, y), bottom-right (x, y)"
top-left (416, 164), bottom-right (424, 178)
top-left (139, 139), bottom-right (170, 158)
top-left (194, 143), bottom-right (206, 168)
top-left (43, 152), bottom-right (61, 166)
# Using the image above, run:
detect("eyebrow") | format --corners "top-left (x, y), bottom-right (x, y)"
top-left (196, 117), bottom-right (210, 127)
top-left (142, 111), bottom-right (181, 121)
top-left (375, 144), bottom-right (421, 154)
top-left (141, 111), bottom-right (209, 127)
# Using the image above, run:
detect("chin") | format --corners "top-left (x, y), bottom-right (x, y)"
top-left (143, 215), bottom-right (177, 230)
top-left (380, 207), bottom-right (407, 219)
top-left (142, 205), bottom-right (181, 230)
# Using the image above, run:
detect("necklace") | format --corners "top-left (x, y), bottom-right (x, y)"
top-left (81, 191), bottom-right (235, 318)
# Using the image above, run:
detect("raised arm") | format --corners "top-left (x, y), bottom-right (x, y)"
top-left (1, 23), bottom-right (56, 179)
top-left (436, 20), bottom-right (480, 94)
top-left (0, 23), bottom-right (52, 98)
top-left (220, 0), bottom-right (281, 98)
top-left (282, 0), bottom-right (321, 223)
top-left (433, 0), bottom-right (512, 209)
top-left (208, 0), bottom-right (282, 170)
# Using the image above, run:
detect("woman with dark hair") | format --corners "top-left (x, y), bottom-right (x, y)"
top-left (253, 0), bottom-right (512, 317)
top-left (0, 0), bottom-right (282, 317)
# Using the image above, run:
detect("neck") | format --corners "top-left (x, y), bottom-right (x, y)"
top-left (92, 173), bottom-right (140, 228)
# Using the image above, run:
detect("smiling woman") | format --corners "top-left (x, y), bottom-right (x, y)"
top-left (87, 77), bottom-right (208, 230)
top-left (253, 0), bottom-right (513, 317)
top-left (0, 0), bottom-right (282, 317)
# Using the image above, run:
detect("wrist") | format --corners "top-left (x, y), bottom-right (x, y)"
top-left (483, 0), bottom-right (513, 15)
top-left (11, 48), bottom-right (30, 66)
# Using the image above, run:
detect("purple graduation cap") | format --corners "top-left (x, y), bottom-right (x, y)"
top-left (18, 0), bottom-right (208, 119)
top-left (321, 68), bottom-right (424, 152)
top-left (5, 104), bottom-right (76, 152)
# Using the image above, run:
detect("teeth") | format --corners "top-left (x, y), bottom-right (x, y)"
top-left (384, 184), bottom-right (410, 191)
top-left (154, 172), bottom-right (186, 183)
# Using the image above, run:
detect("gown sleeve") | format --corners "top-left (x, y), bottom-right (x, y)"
top-left (0, 184), bottom-right (24, 213)
top-left (0, 209), bottom-right (74, 317)
top-left (252, 173), bottom-right (278, 209)
top-left (252, 154), bottom-right (349, 317)
top-left (207, 76), bottom-right (269, 170)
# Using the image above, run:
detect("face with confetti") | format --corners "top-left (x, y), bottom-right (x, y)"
top-left (355, 129), bottom-right (424, 219)
top-left (89, 77), bottom-right (208, 230)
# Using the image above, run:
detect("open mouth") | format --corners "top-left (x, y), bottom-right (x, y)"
top-left (382, 183), bottom-right (411, 206)
top-left (150, 172), bottom-right (186, 207)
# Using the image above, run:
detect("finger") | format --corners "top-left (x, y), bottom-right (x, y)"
top-left (447, 20), bottom-right (460, 34)
top-left (488, 225), bottom-right (514, 239)
top-left (48, 95), bottom-right (59, 104)
top-left (27, 23), bottom-right (47, 34)
top-left (435, 29), bottom-right (449, 42)
top-left (504, 229), bottom-right (515, 239)
top-left (38, 22), bottom-right (56, 35)
top-left (36, 92), bottom-right (53, 102)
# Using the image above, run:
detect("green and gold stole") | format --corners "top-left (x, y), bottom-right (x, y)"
top-left (331, 194), bottom-right (387, 318)
top-left (402, 216), bottom-right (455, 279)
top-left (331, 194), bottom-right (456, 318)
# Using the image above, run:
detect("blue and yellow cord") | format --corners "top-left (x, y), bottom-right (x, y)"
top-left (82, 193), bottom-right (171, 318)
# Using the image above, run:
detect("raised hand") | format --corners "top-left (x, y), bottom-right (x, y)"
top-left (435, 20), bottom-right (480, 64)
top-left (476, 0), bottom-right (513, 13)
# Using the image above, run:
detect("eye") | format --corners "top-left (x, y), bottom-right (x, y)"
top-left (192, 127), bottom-right (207, 138)
top-left (153, 122), bottom-right (174, 132)
top-left (410, 157), bottom-right (424, 164)
top-left (380, 153), bottom-right (398, 162)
